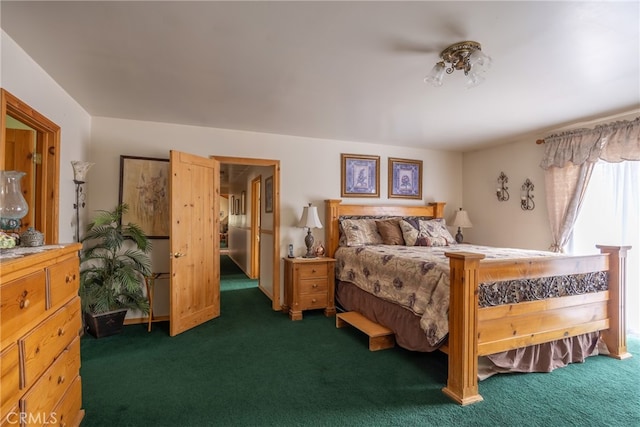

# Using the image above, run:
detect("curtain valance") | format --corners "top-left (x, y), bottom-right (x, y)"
top-left (540, 117), bottom-right (640, 169)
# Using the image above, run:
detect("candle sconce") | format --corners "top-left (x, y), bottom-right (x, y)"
top-left (520, 178), bottom-right (535, 211)
top-left (496, 172), bottom-right (509, 201)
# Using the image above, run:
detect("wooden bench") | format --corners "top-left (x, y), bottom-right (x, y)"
top-left (336, 311), bottom-right (395, 351)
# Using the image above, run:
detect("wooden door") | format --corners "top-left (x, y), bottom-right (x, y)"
top-left (4, 128), bottom-right (36, 231)
top-left (169, 150), bottom-right (220, 336)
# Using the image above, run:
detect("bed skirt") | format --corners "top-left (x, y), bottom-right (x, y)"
top-left (336, 280), bottom-right (600, 376)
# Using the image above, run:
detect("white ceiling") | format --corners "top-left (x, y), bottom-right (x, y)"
top-left (2, 1), bottom-right (639, 152)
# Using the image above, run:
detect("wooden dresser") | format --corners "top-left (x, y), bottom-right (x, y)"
top-left (283, 257), bottom-right (336, 320)
top-left (0, 244), bottom-right (84, 427)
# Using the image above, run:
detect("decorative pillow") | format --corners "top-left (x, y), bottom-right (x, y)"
top-left (400, 218), bottom-right (455, 246)
top-left (420, 218), bottom-right (457, 245)
top-left (340, 218), bottom-right (384, 246)
top-left (416, 235), bottom-right (448, 247)
top-left (375, 218), bottom-right (405, 245)
top-left (399, 219), bottom-right (421, 246)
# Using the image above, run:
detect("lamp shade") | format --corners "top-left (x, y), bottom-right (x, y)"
top-left (71, 161), bottom-right (94, 182)
top-left (452, 209), bottom-right (473, 228)
top-left (297, 204), bottom-right (323, 229)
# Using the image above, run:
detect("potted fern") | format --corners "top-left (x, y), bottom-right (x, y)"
top-left (79, 204), bottom-right (152, 337)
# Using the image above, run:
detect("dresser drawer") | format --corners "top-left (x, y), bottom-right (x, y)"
top-left (19, 298), bottom-right (81, 389)
top-left (298, 278), bottom-right (328, 295)
top-left (0, 270), bottom-right (47, 348)
top-left (297, 263), bottom-right (328, 280)
top-left (20, 338), bottom-right (80, 427)
top-left (1, 343), bottom-right (20, 418)
top-left (47, 256), bottom-right (80, 310)
top-left (51, 376), bottom-right (83, 427)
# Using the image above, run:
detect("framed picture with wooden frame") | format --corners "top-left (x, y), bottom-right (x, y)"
top-left (340, 153), bottom-right (380, 198)
top-left (119, 155), bottom-right (170, 238)
top-left (388, 157), bottom-right (422, 199)
top-left (264, 176), bottom-right (273, 213)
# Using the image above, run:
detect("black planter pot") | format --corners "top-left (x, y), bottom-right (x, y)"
top-left (84, 309), bottom-right (128, 338)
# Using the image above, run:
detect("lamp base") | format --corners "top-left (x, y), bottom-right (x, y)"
top-left (455, 227), bottom-right (464, 244)
top-left (303, 229), bottom-right (316, 258)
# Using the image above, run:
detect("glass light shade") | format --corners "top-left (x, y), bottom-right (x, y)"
top-left (465, 70), bottom-right (486, 89)
top-left (71, 161), bottom-right (94, 182)
top-left (297, 204), bottom-right (323, 229)
top-left (0, 171), bottom-right (29, 230)
top-left (452, 209), bottom-right (473, 228)
top-left (424, 62), bottom-right (446, 87)
top-left (467, 49), bottom-right (492, 72)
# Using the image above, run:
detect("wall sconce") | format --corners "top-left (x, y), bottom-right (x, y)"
top-left (496, 172), bottom-right (509, 202)
top-left (71, 161), bottom-right (94, 242)
top-left (520, 178), bottom-right (535, 211)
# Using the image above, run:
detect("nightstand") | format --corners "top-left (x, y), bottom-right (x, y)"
top-left (283, 257), bottom-right (336, 321)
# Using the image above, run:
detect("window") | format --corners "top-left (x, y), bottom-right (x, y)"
top-left (568, 161), bottom-right (640, 334)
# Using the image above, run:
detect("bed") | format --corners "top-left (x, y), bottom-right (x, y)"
top-left (324, 199), bottom-right (631, 405)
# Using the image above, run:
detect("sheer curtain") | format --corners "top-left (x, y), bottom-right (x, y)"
top-left (567, 161), bottom-right (640, 334)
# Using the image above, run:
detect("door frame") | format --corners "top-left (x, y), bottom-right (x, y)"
top-left (1, 89), bottom-right (60, 244)
top-left (212, 156), bottom-right (281, 311)
top-left (250, 175), bottom-right (261, 278)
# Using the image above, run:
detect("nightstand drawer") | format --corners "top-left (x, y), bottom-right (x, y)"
top-left (297, 263), bottom-right (328, 280)
top-left (299, 293), bottom-right (327, 310)
top-left (298, 278), bottom-right (328, 295)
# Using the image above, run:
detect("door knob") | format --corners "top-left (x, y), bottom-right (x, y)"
top-left (172, 252), bottom-right (186, 258)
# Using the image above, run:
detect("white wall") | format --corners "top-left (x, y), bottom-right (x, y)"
top-left (462, 110), bottom-right (640, 251)
top-left (89, 116), bottom-right (462, 309)
top-left (462, 138), bottom-right (550, 250)
top-left (1, 31), bottom-right (92, 243)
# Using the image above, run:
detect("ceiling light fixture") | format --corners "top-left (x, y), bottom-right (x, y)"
top-left (424, 41), bottom-right (492, 88)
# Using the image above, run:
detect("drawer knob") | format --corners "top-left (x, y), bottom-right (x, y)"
top-left (20, 299), bottom-right (30, 309)
top-left (311, 298), bottom-right (317, 303)
top-left (58, 328), bottom-right (65, 336)
top-left (311, 269), bottom-right (316, 273)
top-left (312, 283), bottom-right (318, 288)
top-left (66, 275), bottom-right (71, 283)
top-left (57, 375), bottom-right (65, 384)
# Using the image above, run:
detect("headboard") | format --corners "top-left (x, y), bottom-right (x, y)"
top-left (324, 199), bottom-right (446, 258)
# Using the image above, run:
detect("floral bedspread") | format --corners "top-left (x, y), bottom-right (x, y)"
top-left (335, 244), bottom-right (561, 347)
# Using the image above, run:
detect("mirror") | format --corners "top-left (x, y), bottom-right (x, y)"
top-left (1, 88), bottom-right (60, 244)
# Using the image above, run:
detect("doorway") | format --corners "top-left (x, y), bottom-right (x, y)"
top-left (213, 156), bottom-right (280, 311)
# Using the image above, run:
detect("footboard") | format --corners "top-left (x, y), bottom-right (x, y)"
top-left (443, 245), bottom-right (631, 405)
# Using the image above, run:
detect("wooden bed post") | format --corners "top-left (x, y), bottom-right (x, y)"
top-left (443, 251), bottom-right (485, 405)
top-left (325, 199), bottom-right (342, 258)
top-left (597, 245), bottom-right (632, 360)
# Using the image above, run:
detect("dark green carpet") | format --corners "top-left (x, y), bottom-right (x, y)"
top-left (220, 255), bottom-right (258, 291)
top-left (80, 287), bottom-right (640, 426)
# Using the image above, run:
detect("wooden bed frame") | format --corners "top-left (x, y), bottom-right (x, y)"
top-left (325, 199), bottom-right (631, 405)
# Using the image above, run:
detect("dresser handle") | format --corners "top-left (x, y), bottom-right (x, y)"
top-left (312, 283), bottom-right (318, 288)
top-left (311, 269), bottom-right (316, 273)
top-left (57, 375), bottom-right (65, 384)
top-left (58, 328), bottom-right (65, 336)
top-left (20, 299), bottom-right (30, 309)
top-left (66, 275), bottom-right (71, 283)
top-left (311, 298), bottom-right (317, 303)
